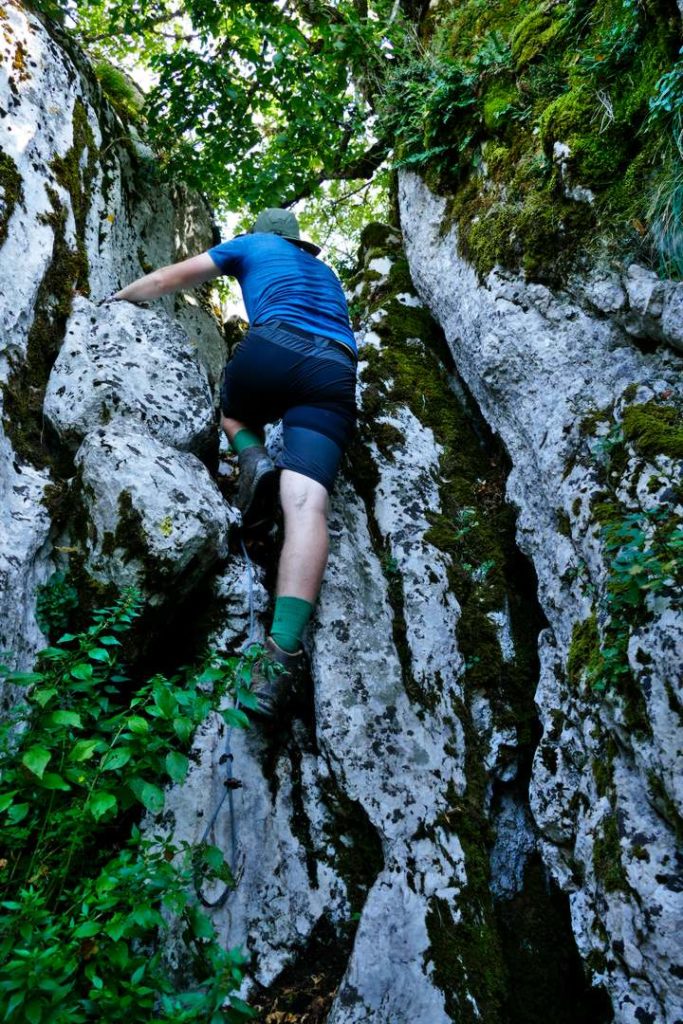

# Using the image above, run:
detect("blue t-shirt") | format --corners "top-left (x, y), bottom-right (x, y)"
top-left (207, 233), bottom-right (356, 353)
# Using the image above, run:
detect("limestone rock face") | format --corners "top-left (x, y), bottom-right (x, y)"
top-left (45, 298), bottom-right (214, 455)
top-left (570, 263), bottom-right (683, 353)
top-left (0, 434), bottom-right (52, 675)
top-left (0, 5), bottom-right (226, 664)
top-left (314, 481), bottom-right (464, 1024)
top-left (399, 170), bottom-right (683, 1024)
top-left (75, 426), bottom-right (233, 597)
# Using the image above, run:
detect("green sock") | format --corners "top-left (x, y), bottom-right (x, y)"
top-left (231, 428), bottom-right (263, 455)
top-left (270, 596), bottom-right (314, 653)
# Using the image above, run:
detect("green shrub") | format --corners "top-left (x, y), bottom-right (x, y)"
top-left (0, 589), bottom-right (260, 1023)
top-left (645, 47), bottom-right (683, 277)
top-left (35, 572), bottom-right (79, 640)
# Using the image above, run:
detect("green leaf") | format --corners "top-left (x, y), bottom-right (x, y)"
top-left (73, 920), bottom-right (101, 939)
top-left (69, 739), bottom-right (100, 762)
top-left (172, 716), bottom-right (193, 742)
top-left (229, 996), bottom-right (258, 1018)
top-left (0, 792), bottom-right (17, 813)
top-left (70, 662), bottom-right (94, 680)
top-left (202, 844), bottom-right (226, 872)
top-left (153, 684), bottom-right (177, 718)
top-left (22, 745), bottom-right (51, 779)
top-left (131, 964), bottom-right (146, 984)
top-left (40, 772), bottom-right (71, 791)
top-left (88, 648), bottom-right (111, 662)
top-left (32, 686), bottom-right (57, 707)
top-left (8, 803), bottom-right (29, 824)
top-left (49, 710), bottom-right (82, 728)
top-left (99, 635), bottom-right (121, 646)
top-left (235, 687), bottom-right (260, 711)
top-left (127, 716), bottom-right (149, 735)
top-left (129, 778), bottom-right (165, 813)
top-left (188, 907), bottom-right (214, 940)
top-left (222, 707), bottom-right (251, 729)
top-left (87, 791), bottom-right (117, 821)
top-left (4, 993), bottom-right (26, 1019)
top-left (101, 747), bottom-right (133, 771)
top-left (25, 998), bottom-right (43, 1024)
top-left (165, 751), bottom-right (189, 783)
top-left (8, 669), bottom-right (45, 684)
top-left (104, 915), bottom-right (126, 941)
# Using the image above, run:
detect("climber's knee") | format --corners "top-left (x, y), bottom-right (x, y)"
top-left (280, 470), bottom-right (329, 522)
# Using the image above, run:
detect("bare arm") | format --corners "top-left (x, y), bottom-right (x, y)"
top-left (112, 253), bottom-right (220, 303)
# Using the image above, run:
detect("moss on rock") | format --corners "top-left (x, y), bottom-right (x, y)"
top-left (567, 613), bottom-right (600, 687)
top-left (0, 150), bottom-right (23, 249)
top-left (510, 1), bottom-right (570, 68)
top-left (621, 399), bottom-right (683, 461)
top-left (593, 812), bottom-right (628, 893)
top-left (482, 79), bottom-right (519, 133)
top-left (399, 0), bottom-right (681, 281)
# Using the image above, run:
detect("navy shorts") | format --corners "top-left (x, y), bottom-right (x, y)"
top-left (220, 321), bottom-right (357, 493)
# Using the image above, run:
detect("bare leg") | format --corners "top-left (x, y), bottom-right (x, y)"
top-left (277, 469), bottom-right (329, 603)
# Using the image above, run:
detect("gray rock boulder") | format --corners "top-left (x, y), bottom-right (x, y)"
top-left (44, 298), bottom-right (215, 455)
top-left (74, 425), bottom-right (234, 598)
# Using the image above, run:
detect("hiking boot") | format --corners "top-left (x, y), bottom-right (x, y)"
top-left (235, 445), bottom-right (278, 528)
top-left (249, 637), bottom-right (303, 718)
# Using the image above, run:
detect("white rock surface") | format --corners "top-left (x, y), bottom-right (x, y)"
top-left (315, 480), bottom-right (466, 1022)
top-left (0, 6), bottom-right (225, 662)
top-left (75, 426), bottom-right (233, 597)
top-left (399, 169), bottom-right (683, 1023)
top-left (570, 262), bottom-right (683, 353)
top-left (45, 298), bottom-right (214, 454)
top-left (0, 431), bottom-right (52, 673)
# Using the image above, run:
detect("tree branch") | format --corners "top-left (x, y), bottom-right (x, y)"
top-left (285, 138), bottom-right (389, 205)
top-left (80, 7), bottom-right (184, 44)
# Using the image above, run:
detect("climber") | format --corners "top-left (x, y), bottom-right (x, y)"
top-left (105, 208), bottom-right (358, 715)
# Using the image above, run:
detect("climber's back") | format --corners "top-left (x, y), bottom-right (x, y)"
top-left (207, 232), bottom-right (357, 353)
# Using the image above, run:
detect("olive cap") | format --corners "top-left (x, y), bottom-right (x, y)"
top-left (251, 208), bottom-right (321, 256)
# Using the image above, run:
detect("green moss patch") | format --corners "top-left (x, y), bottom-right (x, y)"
top-left (621, 400), bottom-right (683, 461)
top-left (426, 892), bottom-right (507, 1023)
top-left (0, 150), bottom-right (23, 249)
top-left (510, 2), bottom-right (570, 68)
top-left (389, 0), bottom-right (681, 281)
top-left (50, 98), bottom-right (98, 293)
top-left (567, 613), bottom-right (600, 687)
top-left (593, 813), bottom-right (628, 893)
top-left (101, 490), bottom-right (176, 592)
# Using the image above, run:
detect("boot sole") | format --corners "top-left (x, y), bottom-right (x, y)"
top-left (241, 464), bottom-right (278, 529)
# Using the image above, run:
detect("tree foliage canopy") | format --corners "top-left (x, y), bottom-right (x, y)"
top-left (38, 0), bottom-right (403, 222)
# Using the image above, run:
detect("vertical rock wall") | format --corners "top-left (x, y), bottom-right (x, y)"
top-left (399, 170), bottom-right (682, 1024)
top-left (0, 2), bottom-right (226, 671)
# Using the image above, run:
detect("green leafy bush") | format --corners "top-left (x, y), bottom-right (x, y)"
top-left (378, 46), bottom-right (478, 179)
top-left (35, 572), bottom-right (79, 640)
top-left (579, 508), bottom-right (683, 693)
top-left (646, 46), bottom-right (683, 277)
top-left (0, 590), bottom-right (261, 1023)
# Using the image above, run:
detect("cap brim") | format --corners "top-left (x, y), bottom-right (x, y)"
top-left (285, 235), bottom-right (321, 256)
